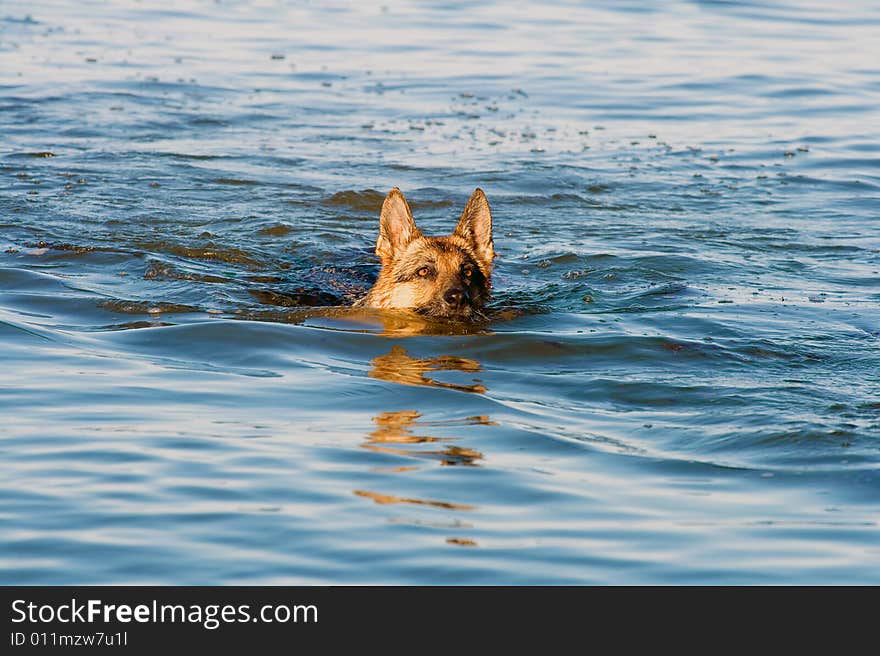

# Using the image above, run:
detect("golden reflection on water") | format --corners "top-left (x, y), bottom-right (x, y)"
top-left (369, 345), bottom-right (486, 393)
top-left (354, 345), bottom-right (494, 540)
top-left (353, 489), bottom-right (475, 511)
top-left (364, 410), bottom-right (484, 467)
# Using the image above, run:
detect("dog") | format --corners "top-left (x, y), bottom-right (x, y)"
top-left (359, 187), bottom-right (494, 321)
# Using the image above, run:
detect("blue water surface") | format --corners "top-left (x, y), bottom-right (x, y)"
top-left (1, 0), bottom-right (878, 584)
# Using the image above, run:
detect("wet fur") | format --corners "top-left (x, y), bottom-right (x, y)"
top-left (360, 187), bottom-right (495, 321)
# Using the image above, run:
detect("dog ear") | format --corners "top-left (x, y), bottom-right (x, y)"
top-left (454, 188), bottom-right (494, 265)
top-left (376, 188), bottom-right (421, 261)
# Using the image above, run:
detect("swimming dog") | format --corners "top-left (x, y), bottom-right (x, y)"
top-left (359, 187), bottom-right (494, 321)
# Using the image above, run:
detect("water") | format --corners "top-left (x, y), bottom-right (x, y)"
top-left (1, 0), bottom-right (878, 584)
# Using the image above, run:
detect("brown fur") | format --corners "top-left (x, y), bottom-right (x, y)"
top-left (360, 187), bottom-right (495, 321)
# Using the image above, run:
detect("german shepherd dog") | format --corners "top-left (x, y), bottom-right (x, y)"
top-left (359, 187), bottom-right (494, 321)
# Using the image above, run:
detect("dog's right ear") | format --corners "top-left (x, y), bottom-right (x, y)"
top-left (454, 188), bottom-right (494, 267)
top-left (376, 187), bottom-right (421, 261)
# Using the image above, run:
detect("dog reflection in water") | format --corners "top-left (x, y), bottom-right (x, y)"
top-left (363, 410), bottom-right (485, 468)
top-left (354, 346), bottom-right (496, 527)
top-left (354, 410), bottom-right (489, 510)
top-left (368, 345), bottom-right (486, 393)
top-left (360, 345), bottom-right (497, 467)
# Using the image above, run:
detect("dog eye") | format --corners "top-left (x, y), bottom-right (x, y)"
top-left (417, 267), bottom-right (430, 277)
top-left (462, 266), bottom-right (474, 278)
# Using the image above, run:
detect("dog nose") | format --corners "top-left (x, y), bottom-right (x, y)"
top-left (444, 288), bottom-right (467, 306)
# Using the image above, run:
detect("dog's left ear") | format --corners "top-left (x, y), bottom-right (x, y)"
top-left (454, 188), bottom-right (494, 265)
top-left (376, 187), bottom-right (421, 261)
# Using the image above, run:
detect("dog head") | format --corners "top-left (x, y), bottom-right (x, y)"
top-left (368, 187), bottom-right (494, 321)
